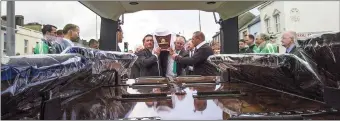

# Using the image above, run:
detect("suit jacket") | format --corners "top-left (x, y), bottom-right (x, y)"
top-left (176, 49), bottom-right (189, 76)
top-left (248, 44), bottom-right (256, 53)
top-left (135, 49), bottom-right (162, 77)
top-left (239, 47), bottom-right (253, 53)
top-left (288, 46), bottom-right (297, 54)
top-left (186, 50), bottom-right (195, 75)
top-left (288, 46), bottom-right (305, 59)
top-left (175, 43), bottom-right (218, 76)
top-left (117, 46), bottom-right (122, 52)
top-left (52, 39), bottom-right (72, 54)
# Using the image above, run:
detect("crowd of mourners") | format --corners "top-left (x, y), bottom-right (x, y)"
top-left (238, 31), bottom-right (298, 54)
top-left (33, 23), bottom-right (119, 54)
top-left (33, 23), bottom-right (299, 79)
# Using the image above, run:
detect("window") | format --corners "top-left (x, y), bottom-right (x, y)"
top-left (3, 33), bottom-right (7, 54)
top-left (242, 31), bottom-right (248, 39)
top-left (273, 9), bottom-right (281, 33)
top-left (273, 9), bottom-right (280, 33)
top-left (274, 14), bottom-right (280, 33)
top-left (264, 14), bottom-right (271, 33)
top-left (24, 39), bottom-right (28, 54)
top-left (265, 19), bottom-right (271, 33)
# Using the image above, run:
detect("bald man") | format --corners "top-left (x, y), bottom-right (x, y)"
top-left (171, 31), bottom-right (218, 76)
top-left (281, 31), bottom-right (298, 54)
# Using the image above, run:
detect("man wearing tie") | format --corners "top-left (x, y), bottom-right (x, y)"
top-left (281, 31), bottom-right (298, 54)
top-left (186, 40), bottom-right (195, 75)
top-left (171, 31), bottom-right (218, 76)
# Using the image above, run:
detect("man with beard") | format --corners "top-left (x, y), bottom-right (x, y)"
top-left (34, 24), bottom-right (57, 54)
top-left (171, 31), bottom-right (218, 76)
top-left (53, 24), bottom-right (80, 54)
top-left (135, 34), bottom-right (162, 77)
top-left (116, 26), bottom-right (124, 52)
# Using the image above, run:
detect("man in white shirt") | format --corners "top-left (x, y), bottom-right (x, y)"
top-left (53, 24), bottom-right (80, 54)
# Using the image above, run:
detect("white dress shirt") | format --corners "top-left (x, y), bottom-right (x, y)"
top-left (195, 41), bottom-right (206, 50)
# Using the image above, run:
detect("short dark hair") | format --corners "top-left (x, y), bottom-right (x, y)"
top-left (179, 36), bottom-right (187, 42)
top-left (41, 24), bottom-right (57, 35)
top-left (56, 30), bottom-right (63, 36)
top-left (88, 39), bottom-right (98, 46)
top-left (193, 31), bottom-right (205, 41)
top-left (142, 34), bottom-right (153, 43)
top-left (117, 25), bottom-right (122, 32)
top-left (239, 39), bottom-right (245, 43)
top-left (248, 34), bottom-right (255, 41)
top-left (63, 24), bottom-right (79, 34)
top-left (194, 99), bottom-right (207, 112)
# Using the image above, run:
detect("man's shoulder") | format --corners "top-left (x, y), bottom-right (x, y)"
top-left (198, 43), bottom-right (213, 51)
top-left (135, 49), bottom-right (148, 55)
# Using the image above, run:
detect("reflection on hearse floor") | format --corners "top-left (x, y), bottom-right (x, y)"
top-left (117, 76), bottom-right (339, 120)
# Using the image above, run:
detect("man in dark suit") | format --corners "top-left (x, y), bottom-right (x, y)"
top-left (245, 34), bottom-right (256, 53)
top-left (173, 36), bottom-right (189, 76)
top-left (52, 24), bottom-right (80, 54)
top-left (239, 39), bottom-right (253, 53)
top-left (185, 40), bottom-right (195, 75)
top-left (135, 34), bottom-right (163, 77)
top-left (281, 31), bottom-right (298, 54)
top-left (116, 26), bottom-right (123, 52)
top-left (170, 31), bottom-right (218, 76)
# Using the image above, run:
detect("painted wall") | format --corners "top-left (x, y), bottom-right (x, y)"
top-left (259, 1), bottom-right (285, 34)
top-left (259, 1), bottom-right (339, 53)
top-left (239, 28), bottom-right (248, 40)
top-left (1, 25), bottom-right (43, 55)
top-left (248, 21), bottom-right (261, 36)
top-left (283, 1), bottom-right (339, 33)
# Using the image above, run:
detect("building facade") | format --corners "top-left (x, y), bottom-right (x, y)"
top-left (247, 16), bottom-right (261, 37)
top-left (258, 1), bottom-right (340, 53)
top-left (1, 20), bottom-right (43, 55)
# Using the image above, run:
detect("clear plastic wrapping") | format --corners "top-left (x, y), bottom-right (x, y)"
top-left (208, 53), bottom-right (324, 101)
top-left (297, 32), bottom-right (340, 88)
top-left (62, 46), bottom-right (138, 77)
top-left (208, 32), bottom-right (340, 102)
top-left (1, 47), bottom-right (138, 120)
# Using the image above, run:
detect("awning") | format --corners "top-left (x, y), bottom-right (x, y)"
top-left (79, 1), bottom-right (265, 21)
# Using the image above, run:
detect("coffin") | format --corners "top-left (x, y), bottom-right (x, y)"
top-left (298, 32), bottom-right (340, 88)
top-left (1, 47), bottom-right (138, 120)
top-left (207, 32), bottom-right (340, 102)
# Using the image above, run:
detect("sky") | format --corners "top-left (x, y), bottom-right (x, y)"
top-left (1, 1), bottom-right (259, 50)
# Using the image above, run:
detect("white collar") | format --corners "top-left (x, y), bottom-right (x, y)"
top-left (196, 41), bottom-right (206, 50)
